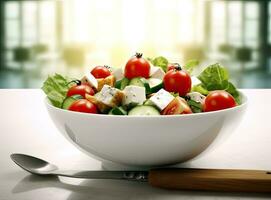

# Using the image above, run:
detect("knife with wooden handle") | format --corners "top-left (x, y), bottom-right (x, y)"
top-left (148, 168), bottom-right (271, 193)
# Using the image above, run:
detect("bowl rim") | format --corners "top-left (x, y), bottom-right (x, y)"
top-left (45, 90), bottom-right (247, 119)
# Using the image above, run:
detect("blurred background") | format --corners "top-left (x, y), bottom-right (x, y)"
top-left (0, 0), bottom-right (271, 88)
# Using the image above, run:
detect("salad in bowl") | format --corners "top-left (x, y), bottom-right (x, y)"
top-left (42, 53), bottom-right (241, 116)
top-left (42, 53), bottom-right (246, 167)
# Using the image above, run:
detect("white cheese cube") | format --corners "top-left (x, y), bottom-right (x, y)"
top-left (122, 86), bottom-right (146, 106)
top-left (149, 89), bottom-right (174, 110)
top-left (81, 73), bottom-right (98, 89)
top-left (150, 66), bottom-right (165, 80)
top-left (191, 76), bottom-right (201, 86)
top-left (187, 92), bottom-right (206, 104)
top-left (112, 68), bottom-right (124, 81)
top-left (95, 85), bottom-right (123, 107)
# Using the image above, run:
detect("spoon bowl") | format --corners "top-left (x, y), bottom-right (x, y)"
top-left (10, 154), bottom-right (58, 175)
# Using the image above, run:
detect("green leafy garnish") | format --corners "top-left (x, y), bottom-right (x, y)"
top-left (184, 59), bottom-right (199, 74)
top-left (42, 74), bottom-right (70, 108)
top-left (191, 84), bottom-right (209, 96)
top-left (187, 99), bottom-right (202, 113)
top-left (197, 63), bottom-right (241, 104)
top-left (147, 56), bottom-right (168, 72)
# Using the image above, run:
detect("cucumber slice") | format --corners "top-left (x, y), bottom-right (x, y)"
top-left (62, 95), bottom-right (83, 109)
top-left (109, 106), bottom-right (127, 115)
top-left (115, 78), bottom-right (129, 90)
top-left (143, 99), bottom-right (155, 106)
top-left (129, 77), bottom-right (151, 94)
top-left (128, 105), bottom-right (160, 116)
top-left (147, 78), bottom-right (163, 93)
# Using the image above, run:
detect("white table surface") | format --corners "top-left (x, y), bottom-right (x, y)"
top-left (1, 89), bottom-right (271, 200)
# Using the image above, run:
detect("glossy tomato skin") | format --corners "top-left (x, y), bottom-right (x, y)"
top-left (167, 63), bottom-right (178, 71)
top-left (163, 70), bottom-right (191, 96)
top-left (67, 84), bottom-right (95, 98)
top-left (124, 53), bottom-right (150, 79)
top-left (91, 66), bottom-right (111, 79)
top-left (68, 99), bottom-right (97, 113)
top-left (162, 97), bottom-right (192, 115)
top-left (204, 91), bottom-right (236, 112)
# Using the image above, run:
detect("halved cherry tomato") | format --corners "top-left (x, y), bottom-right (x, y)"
top-left (204, 90), bottom-right (236, 112)
top-left (163, 66), bottom-right (191, 96)
top-left (67, 84), bottom-right (95, 98)
top-left (69, 99), bottom-right (97, 113)
top-left (91, 65), bottom-right (111, 79)
top-left (124, 53), bottom-right (150, 79)
top-left (162, 97), bottom-right (192, 115)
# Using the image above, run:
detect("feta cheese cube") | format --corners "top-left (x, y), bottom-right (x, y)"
top-left (149, 89), bottom-right (174, 110)
top-left (150, 66), bottom-right (165, 80)
top-left (112, 68), bottom-right (124, 81)
top-left (122, 86), bottom-right (146, 106)
top-left (187, 92), bottom-right (206, 104)
top-left (95, 85), bottom-right (123, 107)
top-left (81, 73), bottom-right (98, 89)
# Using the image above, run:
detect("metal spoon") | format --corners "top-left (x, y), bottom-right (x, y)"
top-left (10, 153), bottom-right (148, 181)
top-left (11, 153), bottom-right (271, 193)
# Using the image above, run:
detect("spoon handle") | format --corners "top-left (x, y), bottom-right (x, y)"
top-left (54, 170), bottom-right (148, 181)
top-left (148, 168), bottom-right (271, 193)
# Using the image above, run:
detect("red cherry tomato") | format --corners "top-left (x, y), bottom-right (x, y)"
top-left (124, 53), bottom-right (150, 79)
top-left (67, 84), bottom-right (95, 98)
top-left (163, 68), bottom-right (191, 96)
top-left (162, 97), bottom-right (192, 115)
top-left (68, 99), bottom-right (97, 113)
top-left (91, 65), bottom-right (111, 79)
top-left (204, 91), bottom-right (236, 112)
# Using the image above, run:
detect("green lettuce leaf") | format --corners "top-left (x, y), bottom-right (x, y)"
top-left (41, 74), bottom-right (70, 108)
top-left (197, 63), bottom-right (241, 104)
top-left (198, 63), bottom-right (229, 90)
top-left (191, 84), bottom-right (209, 95)
top-left (147, 56), bottom-right (168, 72)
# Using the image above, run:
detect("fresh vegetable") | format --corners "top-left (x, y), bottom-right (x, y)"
top-left (62, 95), bottom-right (83, 110)
top-left (187, 99), bottom-right (202, 113)
top-left (43, 54), bottom-right (242, 115)
top-left (109, 106), bottom-right (127, 115)
top-left (163, 65), bottom-right (192, 96)
top-left (42, 74), bottom-right (70, 108)
top-left (148, 56), bottom-right (168, 72)
top-left (128, 105), bottom-right (160, 116)
top-left (67, 83), bottom-right (95, 98)
top-left (115, 77), bottom-right (129, 90)
top-left (125, 53), bottom-right (150, 79)
top-left (91, 65), bottom-right (111, 79)
top-left (68, 99), bottom-right (98, 113)
top-left (197, 63), bottom-right (241, 104)
top-left (204, 90), bottom-right (236, 112)
top-left (162, 97), bottom-right (192, 115)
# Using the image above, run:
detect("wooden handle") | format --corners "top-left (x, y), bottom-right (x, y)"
top-left (148, 168), bottom-right (271, 193)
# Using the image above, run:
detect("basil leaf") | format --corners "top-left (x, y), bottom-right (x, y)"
top-left (41, 73), bottom-right (70, 108)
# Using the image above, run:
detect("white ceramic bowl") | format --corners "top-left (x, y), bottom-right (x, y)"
top-left (45, 92), bottom-right (247, 167)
